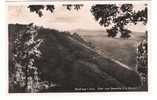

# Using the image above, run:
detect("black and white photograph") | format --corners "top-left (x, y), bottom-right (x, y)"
top-left (8, 3), bottom-right (148, 93)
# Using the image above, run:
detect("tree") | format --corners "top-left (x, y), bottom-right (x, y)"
top-left (9, 24), bottom-right (52, 92)
top-left (9, 4), bottom-right (148, 92)
top-left (91, 4), bottom-right (148, 38)
top-left (28, 5), bottom-right (55, 17)
top-left (136, 31), bottom-right (148, 89)
top-left (27, 4), bottom-right (147, 38)
top-left (28, 4), bottom-right (83, 17)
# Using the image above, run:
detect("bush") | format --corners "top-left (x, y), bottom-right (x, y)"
top-left (136, 32), bottom-right (148, 89)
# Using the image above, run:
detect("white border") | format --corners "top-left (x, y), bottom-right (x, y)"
top-left (6, 1), bottom-right (151, 5)
top-left (1, 0), bottom-right (157, 99)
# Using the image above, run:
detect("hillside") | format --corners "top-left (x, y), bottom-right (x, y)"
top-left (71, 29), bottom-right (146, 70)
top-left (82, 35), bottom-right (145, 70)
top-left (9, 24), bottom-right (142, 92)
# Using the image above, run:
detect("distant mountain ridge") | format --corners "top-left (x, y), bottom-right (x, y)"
top-left (70, 29), bottom-right (107, 36)
top-left (70, 28), bottom-right (145, 37)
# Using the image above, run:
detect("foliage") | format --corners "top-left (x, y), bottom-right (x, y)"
top-left (91, 4), bottom-right (148, 38)
top-left (9, 24), bottom-right (54, 92)
top-left (136, 31), bottom-right (148, 89)
top-left (9, 23), bottom-right (143, 92)
top-left (136, 31), bottom-right (148, 74)
top-left (106, 26), bottom-right (118, 37)
top-left (28, 5), bottom-right (55, 17)
top-left (28, 4), bottom-right (83, 17)
top-left (62, 4), bottom-right (84, 11)
top-left (132, 7), bottom-right (148, 25)
top-left (91, 4), bottom-right (119, 27)
top-left (27, 4), bottom-right (147, 38)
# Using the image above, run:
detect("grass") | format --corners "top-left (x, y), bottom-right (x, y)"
top-left (82, 32), bottom-right (146, 70)
top-left (9, 24), bottom-right (144, 92)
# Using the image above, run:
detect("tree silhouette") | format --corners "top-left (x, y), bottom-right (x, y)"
top-left (91, 4), bottom-right (147, 38)
top-left (28, 5), bottom-right (55, 17)
top-left (28, 4), bottom-right (83, 17)
top-left (28, 4), bottom-right (147, 38)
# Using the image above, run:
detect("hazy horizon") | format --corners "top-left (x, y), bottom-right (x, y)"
top-left (8, 4), bottom-right (147, 32)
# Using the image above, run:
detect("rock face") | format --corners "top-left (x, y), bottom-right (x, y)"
top-left (9, 24), bottom-right (142, 92)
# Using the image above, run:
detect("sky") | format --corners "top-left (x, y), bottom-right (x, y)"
top-left (8, 4), bottom-right (147, 32)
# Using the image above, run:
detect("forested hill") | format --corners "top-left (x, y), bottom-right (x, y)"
top-left (9, 24), bottom-right (142, 92)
